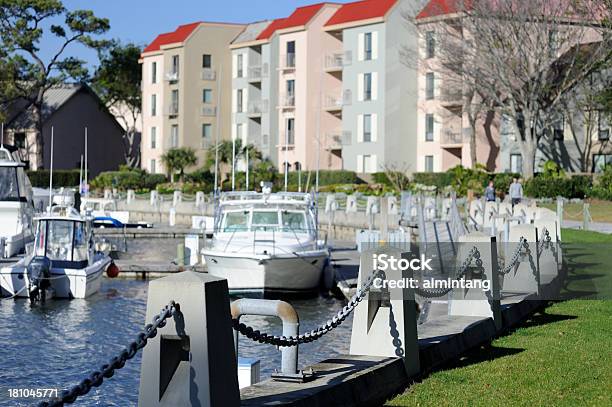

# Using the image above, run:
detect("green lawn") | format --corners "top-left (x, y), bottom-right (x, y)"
top-left (387, 229), bottom-right (612, 407)
top-left (540, 200), bottom-right (612, 223)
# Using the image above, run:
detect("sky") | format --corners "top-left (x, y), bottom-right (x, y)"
top-left (39, 0), bottom-right (353, 72)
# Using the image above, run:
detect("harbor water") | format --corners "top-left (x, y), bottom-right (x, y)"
top-left (0, 278), bottom-right (353, 407)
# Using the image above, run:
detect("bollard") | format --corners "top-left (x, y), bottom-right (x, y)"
top-left (350, 247), bottom-right (420, 376)
top-left (231, 299), bottom-right (299, 377)
top-left (195, 191), bottom-right (205, 209)
top-left (138, 272), bottom-right (239, 407)
top-left (556, 197), bottom-right (564, 227)
top-left (104, 189), bottom-right (112, 199)
top-left (449, 233), bottom-right (502, 331)
top-left (325, 194), bottom-right (336, 213)
top-left (534, 219), bottom-right (559, 282)
top-left (169, 207), bottom-right (176, 227)
top-left (173, 190), bottom-right (182, 207)
top-left (388, 196), bottom-right (398, 215)
top-left (346, 195), bottom-right (358, 213)
top-left (502, 224), bottom-right (540, 295)
top-left (150, 190), bottom-right (159, 207)
top-left (583, 202), bottom-right (590, 231)
top-left (127, 189), bottom-right (135, 205)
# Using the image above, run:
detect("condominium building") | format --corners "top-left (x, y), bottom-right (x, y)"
top-left (230, 20), bottom-right (279, 166)
top-left (324, 0), bottom-right (426, 173)
top-left (415, 1), bottom-right (501, 173)
top-left (140, 21), bottom-right (245, 174)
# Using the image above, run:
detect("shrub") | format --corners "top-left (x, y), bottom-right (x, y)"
top-left (412, 172), bottom-right (454, 190)
top-left (90, 168), bottom-right (167, 191)
top-left (591, 167), bottom-right (612, 200)
top-left (524, 174), bottom-right (592, 199)
top-left (27, 169), bottom-right (81, 187)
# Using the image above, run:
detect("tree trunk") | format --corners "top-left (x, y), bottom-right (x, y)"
top-left (521, 138), bottom-right (537, 179)
top-left (33, 103), bottom-right (44, 170)
top-left (469, 121), bottom-right (478, 169)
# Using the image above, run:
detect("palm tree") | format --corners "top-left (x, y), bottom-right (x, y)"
top-left (161, 147), bottom-right (197, 182)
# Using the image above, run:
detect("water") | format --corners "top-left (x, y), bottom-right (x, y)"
top-left (0, 279), bottom-right (353, 407)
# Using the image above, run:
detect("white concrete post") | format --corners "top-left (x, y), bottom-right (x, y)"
top-left (169, 207), bottom-right (176, 227)
top-left (350, 248), bottom-right (420, 376)
top-left (449, 232), bottom-right (502, 330)
top-left (346, 195), bottom-right (357, 213)
top-left (173, 190), bottom-right (182, 207)
top-left (388, 196), bottom-right (398, 215)
top-left (150, 190), bottom-right (159, 207)
top-left (104, 189), bottom-right (112, 199)
top-left (196, 191), bottom-right (205, 209)
top-left (502, 224), bottom-right (540, 295)
top-left (138, 272), bottom-right (240, 406)
top-left (127, 189), bottom-right (135, 205)
top-left (556, 197), bottom-right (564, 227)
top-left (534, 219), bottom-right (560, 280)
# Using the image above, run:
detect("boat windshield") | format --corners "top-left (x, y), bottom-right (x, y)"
top-left (0, 167), bottom-right (20, 201)
top-left (252, 211), bottom-right (280, 232)
top-left (281, 211), bottom-right (307, 232)
top-left (223, 211), bottom-right (249, 232)
top-left (34, 220), bottom-right (88, 262)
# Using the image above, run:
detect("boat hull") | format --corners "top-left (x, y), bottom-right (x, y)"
top-left (202, 250), bottom-right (329, 296)
top-left (0, 256), bottom-right (111, 299)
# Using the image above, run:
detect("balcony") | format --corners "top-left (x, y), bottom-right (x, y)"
top-left (166, 105), bottom-right (179, 117)
top-left (201, 105), bottom-right (217, 117)
top-left (325, 132), bottom-right (348, 150)
top-left (280, 53), bottom-right (296, 72)
top-left (248, 65), bottom-right (266, 82)
top-left (324, 95), bottom-right (344, 113)
top-left (325, 53), bottom-right (343, 72)
top-left (440, 87), bottom-right (463, 108)
top-left (279, 94), bottom-right (295, 109)
top-left (165, 72), bottom-right (179, 82)
top-left (247, 100), bottom-right (269, 117)
top-left (202, 68), bottom-right (216, 81)
top-left (441, 130), bottom-right (465, 146)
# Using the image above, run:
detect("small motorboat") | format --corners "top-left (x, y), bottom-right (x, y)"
top-left (0, 145), bottom-right (34, 258)
top-left (0, 205), bottom-right (112, 301)
top-left (201, 189), bottom-right (329, 297)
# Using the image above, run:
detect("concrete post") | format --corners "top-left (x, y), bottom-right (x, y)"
top-left (380, 197), bottom-right (389, 242)
top-left (388, 196), bottom-right (398, 215)
top-left (449, 232), bottom-right (502, 331)
top-left (502, 224), bottom-right (540, 295)
top-left (169, 207), bottom-right (176, 227)
top-left (350, 247), bottom-right (420, 376)
top-left (583, 202), bottom-right (590, 231)
top-left (150, 190), bottom-right (159, 207)
top-left (534, 219), bottom-right (560, 281)
top-left (196, 191), bottom-right (205, 209)
top-left (127, 189), bottom-right (135, 205)
top-left (556, 197), bottom-right (564, 227)
top-left (173, 190), bottom-right (182, 207)
top-left (104, 189), bottom-right (112, 199)
top-left (346, 195), bottom-right (357, 213)
top-left (138, 272), bottom-right (239, 407)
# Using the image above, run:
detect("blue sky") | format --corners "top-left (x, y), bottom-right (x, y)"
top-left (39, 0), bottom-right (351, 72)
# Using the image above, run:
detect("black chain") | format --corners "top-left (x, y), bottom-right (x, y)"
top-left (233, 270), bottom-right (385, 347)
top-left (38, 302), bottom-right (177, 407)
top-left (414, 246), bottom-right (481, 298)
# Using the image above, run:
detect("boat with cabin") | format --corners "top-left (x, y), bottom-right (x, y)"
top-left (201, 189), bottom-right (329, 297)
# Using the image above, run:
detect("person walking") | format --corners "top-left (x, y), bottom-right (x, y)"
top-left (484, 181), bottom-right (496, 202)
top-left (509, 178), bottom-right (523, 207)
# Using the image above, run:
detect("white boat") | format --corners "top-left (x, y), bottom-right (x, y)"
top-left (201, 190), bottom-right (329, 297)
top-left (80, 197), bottom-right (130, 224)
top-left (0, 146), bottom-right (34, 258)
top-left (0, 205), bottom-right (112, 301)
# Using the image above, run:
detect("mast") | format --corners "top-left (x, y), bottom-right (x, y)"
top-left (214, 67), bottom-right (222, 195)
top-left (48, 127), bottom-right (54, 213)
top-left (245, 146), bottom-right (249, 191)
top-left (1, 122), bottom-right (4, 147)
top-left (84, 127), bottom-right (88, 197)
top-left (231, 136), bottom-right (236, 191)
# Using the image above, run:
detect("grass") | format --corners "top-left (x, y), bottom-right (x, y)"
top-left (387, 229), bottom-right (612, 407)
top-left (540, 200), bottom-right (612, 223)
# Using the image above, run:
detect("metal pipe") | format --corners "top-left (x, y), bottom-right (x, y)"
top-left (231, 299), bottom-right (299, 375)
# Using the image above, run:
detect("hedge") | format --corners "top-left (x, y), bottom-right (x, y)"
top-left (524, 175), bottom-right (592, 199)
top-left (90, 170), bottom-right (167, 191)
top-left (27, 170), bottom-right (80, 188)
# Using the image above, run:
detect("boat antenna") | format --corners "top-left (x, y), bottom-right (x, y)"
top-left (79, 154), bottom-right (84, 194)
top-left (1, 122), bottom-right (4, 147)
top-left (213, 66), bottom-right (222, 196)
top-left (84, 127), bottom-right (88, 197)
top-left (283, 129), bottom-right (288, 192)
top-left (231, 136), bottom-right (236, 191)
top-left (48, 126), bottom-right (55, 213)
top-left (245, 145), bottom-right (249, 191)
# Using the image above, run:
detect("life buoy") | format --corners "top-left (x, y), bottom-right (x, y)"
top-left (106, 262), bottom-right (120, 278)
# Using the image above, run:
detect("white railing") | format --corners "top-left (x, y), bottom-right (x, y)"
top-left (281, 94), bottom-right (295, 108)
top-left (248, 99), bottom-right (269, 115)
top-left (167, 105), bottom-right (179, 116)
top-left (281, 53), bottom-right (296, 70)
top-left (442, 130), bottom-right (464, 144)
top-left (325, 53), bottom-right (343, 69)
top-left (165, 72), bottom-right (179, 82)
top-left (325, 95), bottom-right (343, 110)
top-left (248, 66), bottom-right (263, 81)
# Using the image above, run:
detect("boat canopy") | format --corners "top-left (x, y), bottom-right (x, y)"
top-left (34, 206), bottom-right (89, 266)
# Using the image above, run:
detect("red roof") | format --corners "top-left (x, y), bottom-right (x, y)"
top-left (143, 22), bottom-right (201, 53)
top-left (325, 0), bottom-right (398, 27)
top-left (256, 3), bottom-right (333, 40)
top-left (416, 0), bottom-right (471, 20)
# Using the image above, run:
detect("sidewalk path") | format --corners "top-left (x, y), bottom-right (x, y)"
top-left (563, 220), bottom-right (612, 234)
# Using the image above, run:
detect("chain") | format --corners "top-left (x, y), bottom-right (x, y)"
top-left (38, 302), bottom-right (177, 407)
top-left (414, 246), bottom-right (481, 298)
top-left (498, 237), bottom-right (528, 275)
top-left (537, 228), bottom-right (552, 255)
top-left (233, 269), bottom-right (385, 347)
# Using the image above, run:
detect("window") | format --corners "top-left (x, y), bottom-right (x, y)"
top-left (426, 31), bottom-right (435, 58)
top-left (151, 61), bottom-right (157, 84)
top-left (151, 94), bottom-right (157, 116)
top-left (286, 80), bottom-right (295, 106)
top-left (202, 123), bottom-right (212, 139)
top-left (425, 114), bottom-right (434, 141)
top-left (282, 211), bottom-right (306, 231)
top-left (599, 111), bottom-right (610, 140)
top-left (223, 211), bottom-right (248, 232)
top-left (171, 55), bottom-right (179, 75)
top-left (203, 89), bottom-right (213, 104)
top-left (202, 54), bottom-right (212, 68)
top-left (170, 89), bottom-right (179, 114)
top-left (286, 118), bottom-right (295, 145)
top-left (286, 41), bottom-right (295, 67)
top-left (363, 114), bottom-right (372, 142)
top-left (171, 125), bottom-right (179, 148)
top-left (14, 132), bottom-right (26, 149)
top-left (237, 54), bottom-right (244, 78)
top-left (593, 154), bottom-right (612, 173)
top-left (252, 211), bottom-right (279, 231)
top-left (510, 154), bottom-right (522, 173)
top-left (425, 155), bottom-right (434, 172)
top-left (364, 32), bottom-right (372, 60)
top-left (0, 167), bottom-right (19, 200)
top-left (426, 73), bottom-right (435, 100)
top-left (150, 127), bottom-right (157, 149)
top-left (150, 159), bottom-right (156, 174)
top-left (237, 89), bottom-right (243, 113)
top-left (363, 73), bottom-right (372, 101)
